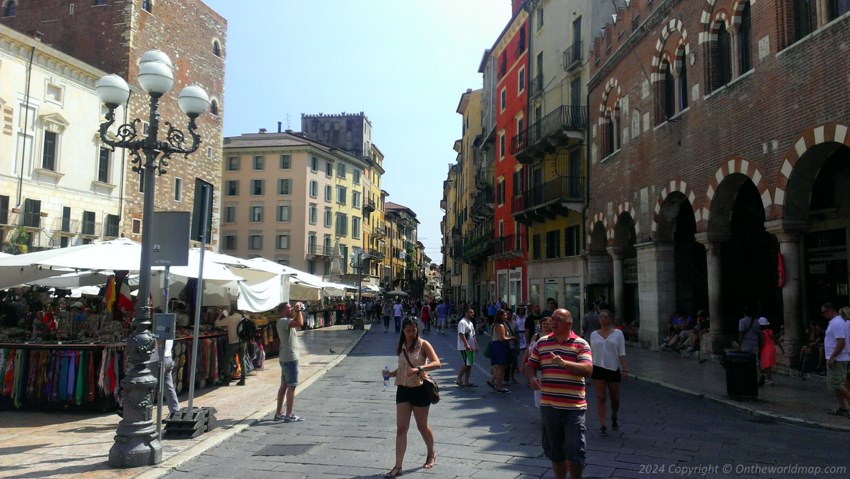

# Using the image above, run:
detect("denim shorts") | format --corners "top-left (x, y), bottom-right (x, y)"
top-left (540, 406), bottom-right (586, 464)
top-left (279, 360), bottom-right (299, 386)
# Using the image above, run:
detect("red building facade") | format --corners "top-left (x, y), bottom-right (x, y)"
top-left (491, 4), bottom-right (529, 308)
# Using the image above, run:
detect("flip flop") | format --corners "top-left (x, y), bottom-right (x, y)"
top-left (486, 380), bottom-right (496, 391)
top-left (454, 381), bottom-right (465, 387)
top-left (464, 383), bottom-right (478, 387)
top-left (827, 408), bottom-right (849, 417)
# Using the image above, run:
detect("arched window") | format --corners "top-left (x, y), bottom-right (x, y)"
top-left (2, 1), bottom-right (16, 17)
top-left (142, 0), bottom-right (152, 13)
top-left (604, 111), bottom-right (614, 157)
top-left (210, 99), bottom-right (219, 116)
top-left (662, 62), bottom-right (675, 120)
top-left (213, 40), bottom-right (221, 57)
top-left (678, 56), bottom-right (688, 111)
top-left (739, 1), bottom-right (753, 74)
top-left (714, 22), bottom-right (733, 90)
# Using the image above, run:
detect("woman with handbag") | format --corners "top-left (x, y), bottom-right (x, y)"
top-left (487, 309), bottom-right (514, 393)
top-left (384, 317), bottom-right (442, 478)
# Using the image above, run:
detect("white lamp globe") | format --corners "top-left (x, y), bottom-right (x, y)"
top-left (95, 74), bottom-right (130, 107)
top-left (138, 60), bottom-right (174, 95)
top-left (139, 49), bottom-right (174, 71)
top-left (178, 85), bottom-right (210, 117)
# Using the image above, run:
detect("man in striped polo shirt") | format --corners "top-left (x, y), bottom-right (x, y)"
top-left (524, 308), bottom-right (593, 479)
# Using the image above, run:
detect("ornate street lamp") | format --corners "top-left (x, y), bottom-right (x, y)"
top-left (96, 50), bottom-right (209, 468)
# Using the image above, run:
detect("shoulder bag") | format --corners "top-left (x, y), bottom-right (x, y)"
top-left (402, 345), bottom-right (439, 404)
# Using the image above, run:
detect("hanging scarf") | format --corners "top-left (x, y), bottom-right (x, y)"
top-left (3, 349), bottom-right (16, 397)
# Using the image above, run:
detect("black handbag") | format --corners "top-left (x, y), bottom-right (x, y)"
top-left (402, 347), bottom-right (440, 404)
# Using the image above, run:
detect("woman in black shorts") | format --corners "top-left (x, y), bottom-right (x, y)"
top-left (589, 309), bottom-right (628, 438)
top-left (384, 318), bottom-right (441, 478)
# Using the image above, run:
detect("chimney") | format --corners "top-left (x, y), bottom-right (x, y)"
top-left (277, 121), bottom-right (282, 133)
top-left (258, 128), bottom-right (267, 134)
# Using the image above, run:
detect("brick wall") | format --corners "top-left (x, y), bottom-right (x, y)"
top-left (586, 0), bottom-right (850, 242)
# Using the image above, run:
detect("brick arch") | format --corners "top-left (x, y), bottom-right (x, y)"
top-left (612, 201), bottom-right (640, 239)
top-left (703, 156), bottom-right (770, 224)
top-left (699, 3), bottom-right (732, 44)
top-left (774, 123), bottom-right (850, 214)
top-left (598, 77), bottom-right (621, 117)
top-left (587, 212), bottom-right (610, 252)
top-left (651, 18), bottom-right (689, 82)
top-left (652, 179), bottom-right (699, 235)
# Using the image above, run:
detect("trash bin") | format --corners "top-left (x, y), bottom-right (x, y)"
top-left (723, 351), bottom-right (758, 400)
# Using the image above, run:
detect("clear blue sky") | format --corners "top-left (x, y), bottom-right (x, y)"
top-left (202, 0), bottom-right (511, 264)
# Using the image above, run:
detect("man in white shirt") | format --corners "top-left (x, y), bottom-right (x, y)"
top-left (392, 300), bottom-right (404, 333)
top-left (455, 308), bottom-right (478, 387)
top-left (151, 337), bottom-right (180, 414)
top-left (822, 302), bottom-right (850, 416)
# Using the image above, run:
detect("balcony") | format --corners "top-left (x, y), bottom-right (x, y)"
top-left (21, 211), bottom-right (41, 229)
top-left (563, 41), bottom-right (583, 72)
top-left (494, 234), bottom-right (524, 259)
top-left (451, 227), bottom-right (461, 239)
top-left (373, 224), bottom-right (387, 238)
top-left (512, 176), bottom-right (585, 225)
top-left (472, 183), bottom-right (495, 223)
top-left (306, 244), bottom-right (334, 259)
top-left (529, 74), bottom-right (544, 99)
top-left (81, 221), bottom-right (101, 239)
top-left (450, 240), bottom-right (464, 259)
top-left (362, 197), bottom-right (376, 215)
top-left (461, 220), bottom-right (495, 263)
top-left (367, 249), bottom-right (384, 261)
top-left (514, 105), bottom-right (588, 164)
top-left (52, 217), bottom-right (80, 236)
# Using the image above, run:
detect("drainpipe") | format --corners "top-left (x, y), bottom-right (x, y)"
top-left (15, 46), bottom-right (36, 208)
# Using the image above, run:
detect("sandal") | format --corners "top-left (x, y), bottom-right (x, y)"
top-left (384, 466), bottom-right (403, 478)
top-left (423, 454), bottom-right (436, 469)
top-left (827, 408), bottom-right (849, 417)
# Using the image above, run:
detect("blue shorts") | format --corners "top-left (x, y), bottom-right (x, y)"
top-left (490, 340), bottom-right (508, 366)
top-left (279, 360), bottom-right (299, 386)
top-left (540, 406), bottom-right (586, 465)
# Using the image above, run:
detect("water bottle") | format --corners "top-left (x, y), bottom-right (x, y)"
top-left (382, 366), bottom-right (390, 390)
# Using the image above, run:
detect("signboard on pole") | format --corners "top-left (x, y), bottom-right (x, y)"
top-left (152, 211), bottom-right (190, 266)
top-left (191, 179), bottom-right (213, 244)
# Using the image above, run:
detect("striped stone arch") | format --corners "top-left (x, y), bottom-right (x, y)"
top-left (598, 77), bottom-right (622, 123)
top-left (703, 156), bottom-right (770, 224)
top-left (652, 179), bottom-right (699, 233)
top-left (612, 201), bottom-right (640, 238)
top-left (651, 18), bottom-right (690, 82)
top-left (586, 212), bottom-right (610, 248)
top-left (698, 1), bottom-right (732, 45)
top-left (774, 123), bottom-right (850, 212)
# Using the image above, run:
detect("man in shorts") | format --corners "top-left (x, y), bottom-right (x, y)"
top-left (524, 308), bottom-right (593, 479)
top-left (274, 301), bottom-right (305, 422)
top-left (822, 302), bottom-right (850, 416)
top-left (456, 308), bottom-right (478, 386)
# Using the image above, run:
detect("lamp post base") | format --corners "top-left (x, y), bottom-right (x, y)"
top-left (108, 431), bottom-right (161, 468)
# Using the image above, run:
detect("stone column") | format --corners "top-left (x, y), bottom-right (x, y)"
top-left (696, 233), bottom-right (725, 355)
top-left (636, 241), bottom-right (675, 349)
top-left (765, 220), bottom-right (806, 368)
top-left (607, 247), bottom-right (624, 324)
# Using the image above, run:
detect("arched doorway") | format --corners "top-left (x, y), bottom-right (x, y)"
top-left (656, 192), bottom-right (707, 316)
top-left (586, 221), bottom-right (613, 311)
top-left (612, 213), bottom-right (638, 323)
top-left (785, 142), bottom-right (850, 317)
top-left (717, 177), bottom-right (779, 335)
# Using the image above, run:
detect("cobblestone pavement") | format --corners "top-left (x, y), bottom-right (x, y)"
top-left (162, 326), bottom-right (850, 479)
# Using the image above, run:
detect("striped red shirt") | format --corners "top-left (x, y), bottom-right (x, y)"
top-left (526, 330), bottom-right (592, 410)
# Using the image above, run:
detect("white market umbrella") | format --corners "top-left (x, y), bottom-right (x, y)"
top-left (23, 238), bottom-right (143, 271)
top-left (31, 271), bottom-right (111, 288)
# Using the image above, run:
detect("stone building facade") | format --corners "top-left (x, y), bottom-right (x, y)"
top-left (1, 0), bottom-right (227, 246)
